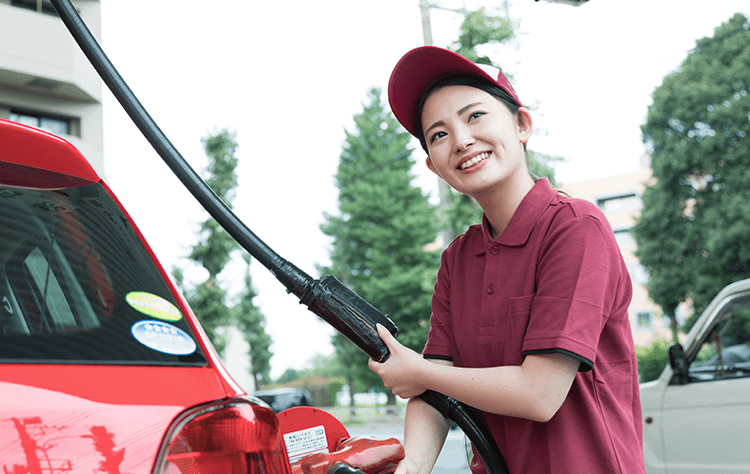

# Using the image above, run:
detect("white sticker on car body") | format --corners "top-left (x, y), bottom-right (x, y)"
top-left (283, 425), bottom-right (329, 463)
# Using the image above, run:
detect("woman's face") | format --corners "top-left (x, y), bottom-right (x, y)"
top-left (421, 85), bottom-right (532, 197)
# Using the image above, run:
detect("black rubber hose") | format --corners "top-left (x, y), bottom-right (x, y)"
top-left (49, 1), bottom-right (508, 472)
top-left (49, 0), bottom-right (312, 297)
top-left (419, 390), bottom-right (509, 474)
top-left (49, 0), bottom-right (401, 363)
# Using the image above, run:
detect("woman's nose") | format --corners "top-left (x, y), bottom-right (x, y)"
top-left (454, 127), bottom-right (475, 153)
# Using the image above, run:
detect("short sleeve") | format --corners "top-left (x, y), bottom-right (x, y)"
top-left (423, 246), bottom-right (455, 360)
top-left (522, 208), bottom-right (624, 371)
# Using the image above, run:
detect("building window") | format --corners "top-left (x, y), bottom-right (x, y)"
top-left (637, 311), bottom-right (654, 330)
top-left (10, 110), bottom-right (73, 136)
top-left (596, 193), bottom-right (643, 214)
top-left (10, 0), bottom-right (59, 16)
top-left (614, 228), bottom-right (636, 249)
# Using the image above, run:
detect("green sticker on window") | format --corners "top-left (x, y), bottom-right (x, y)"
top-left (126, 291), bottom-right (182, 322)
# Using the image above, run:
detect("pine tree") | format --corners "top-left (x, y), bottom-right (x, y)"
top-left (320, 88), bottom-right (440, 406)
top-left (236, 253), bottom-right (272, 387)
top-left (183, 129), bottom-right (240, 353)
top-left (179, 129), bottom-right (273, 374)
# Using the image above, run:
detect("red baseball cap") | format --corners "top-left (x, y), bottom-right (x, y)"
top-left (388, 46), bottom-right (522, 138)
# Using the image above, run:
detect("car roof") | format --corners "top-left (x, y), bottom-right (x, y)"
top-left (0, 119), bottom-right (100, 186)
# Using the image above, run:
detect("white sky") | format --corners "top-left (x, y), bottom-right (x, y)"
top-left (98, 0), bottom-right (749, 379)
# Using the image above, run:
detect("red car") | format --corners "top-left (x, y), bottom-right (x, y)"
top-left (0, 118), bottom-right (290, 473)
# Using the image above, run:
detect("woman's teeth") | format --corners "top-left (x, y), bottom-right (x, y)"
top-left (460, 152), bottom-right (490, 170)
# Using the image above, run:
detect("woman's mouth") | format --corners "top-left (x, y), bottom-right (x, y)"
top-left (458, 152), bottom-right (490, 171)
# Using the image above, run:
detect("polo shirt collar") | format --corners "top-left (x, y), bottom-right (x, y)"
top-left (476, 178), bottom-right (557, 254)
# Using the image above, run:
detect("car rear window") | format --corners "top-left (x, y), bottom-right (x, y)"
top-left (0, 183), bottom-right (206, 365)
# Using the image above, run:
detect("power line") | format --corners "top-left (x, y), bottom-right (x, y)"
top-left (692, 21), bottom-right (750, 51)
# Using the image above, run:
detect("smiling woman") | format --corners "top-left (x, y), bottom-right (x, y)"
top-left (420, 84), bottom-right (533, 214)
top-left (367, 46), bottom-right (646, 474)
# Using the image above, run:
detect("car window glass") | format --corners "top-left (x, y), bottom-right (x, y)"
top-left (690, 306), bottom-right (750, 381)
top-left (24, 245), bottom-right (79, 330)
top-left (0, 183), bottom-right (206, 365)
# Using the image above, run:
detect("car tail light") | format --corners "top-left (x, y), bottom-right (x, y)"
top-left (153, 397), bottom-right (292, 474)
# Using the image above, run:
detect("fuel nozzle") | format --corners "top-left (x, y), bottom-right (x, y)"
top-left (299, 275), bottom-right (398, 363)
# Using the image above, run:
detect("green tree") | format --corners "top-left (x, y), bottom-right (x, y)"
top-left (276, 368), bottom-right (301, 384)
top-left (633, 14), bottom-right (750, 335)
top-left (445, 151), bottom-right (566, 236)
top-left (443, 9), bottom-right (565, 236)
top-left (299, 353), bottom-right (345, 380)
top-left (451, 7), bottom-right (514, 67)
top-left (320, 88), bottom-right (440, 406)
top-left (182, 129), bottom-right (240, 353)
top-left (236, 253), bottom-right (272, 387)
top-left (635, 339), bottom-right (669, 383)
top-left (178, 129), bottom-right (273, 376)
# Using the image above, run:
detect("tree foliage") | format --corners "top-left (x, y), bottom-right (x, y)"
top-left (445, 151), bottom-right (566, 236)
top-left (189, 132), bottom-right (239, 278)
top-left (321, 88), bottom-right (440, 402)
top-left (182, 130), bottom-right (240, 353)
top-left (633, 14), bottom-right (750, 333)
top-left (179, 129), bottom-right (273, 377)
top-left (635, 339), bottom-right (669, 383)
top-left (443, 9), bottom-right (564, 236)
top-left (276, 368), bottom-right (301, 384)
top-left (451, 7), bottom-right (514, 67)
top-left (236, 253), bottom-right (272, 387)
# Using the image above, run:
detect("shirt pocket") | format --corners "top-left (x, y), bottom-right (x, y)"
top-left (506, 293), bottom-right (535, 364)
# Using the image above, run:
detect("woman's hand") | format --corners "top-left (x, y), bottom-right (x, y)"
top-left (392, 456), bottom-right (422, 474)
top-left (368, 324), bottom-right (428, 399)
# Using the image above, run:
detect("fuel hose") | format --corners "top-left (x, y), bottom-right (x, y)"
top-left (49, 2), bottom-right (508, 473)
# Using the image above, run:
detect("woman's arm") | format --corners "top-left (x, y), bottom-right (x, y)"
top-left (396, 360), bottom-right (453, 474)
top-left (369, 325), bottom-right (580, 423)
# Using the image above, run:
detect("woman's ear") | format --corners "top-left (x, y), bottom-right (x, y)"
top-left (425, 156), bottom-right (441, 177)
top-left (516, 107), bottom-right (533, 143)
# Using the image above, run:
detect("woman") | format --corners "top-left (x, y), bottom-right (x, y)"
top-left (368, 46), bottom-right (645, 474)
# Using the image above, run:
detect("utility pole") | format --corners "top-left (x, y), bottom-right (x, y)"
top-left (419, 1), bottom-right (433, 46)
top-left (418, 1), bottom-right (464, 248)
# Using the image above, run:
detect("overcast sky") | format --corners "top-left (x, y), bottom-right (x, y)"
top-left (98, 0), bottom-right (749, 380)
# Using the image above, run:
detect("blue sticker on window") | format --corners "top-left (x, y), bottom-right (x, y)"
top-left (131, 320), bottom-right (196, 356)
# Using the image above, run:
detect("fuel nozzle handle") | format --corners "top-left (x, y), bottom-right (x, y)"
top-left (299, 275), bottom-right (397, 363)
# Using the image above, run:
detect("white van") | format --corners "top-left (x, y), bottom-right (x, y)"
top-left (640, 278), bottom-right (750, 473)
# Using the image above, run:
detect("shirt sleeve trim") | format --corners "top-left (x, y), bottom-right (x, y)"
top-left (522, 348), bottom-right (593, 372)
top-left (423, 354), bottom-right (453, 362)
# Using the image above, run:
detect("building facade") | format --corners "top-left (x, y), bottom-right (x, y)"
top-left (561, 159), bottom-right (676, 346)
top-left (0, 0), bottom-right (103, 173)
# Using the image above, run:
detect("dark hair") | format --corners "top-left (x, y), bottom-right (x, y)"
top-left (416, 74), bottom-right (521, 151)
top-left (416, 74), bottom-right (538, 182)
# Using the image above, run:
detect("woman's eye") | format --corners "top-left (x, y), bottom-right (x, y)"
top-left (430, 131), bottom-right (446, 143)
top-left (468, 111), bottom-right (485, 122)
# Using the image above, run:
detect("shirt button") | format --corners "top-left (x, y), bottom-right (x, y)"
top-left (491, 246), bottom-right (500, 255)
top-left (487, 285), bottom-right (494, 294)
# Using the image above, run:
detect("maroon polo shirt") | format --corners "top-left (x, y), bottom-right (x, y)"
top-left (424, 179), bottom-right (644, 474)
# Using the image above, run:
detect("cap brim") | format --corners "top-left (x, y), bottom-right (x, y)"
top-left (388, 46), bottom-right (501, 138)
